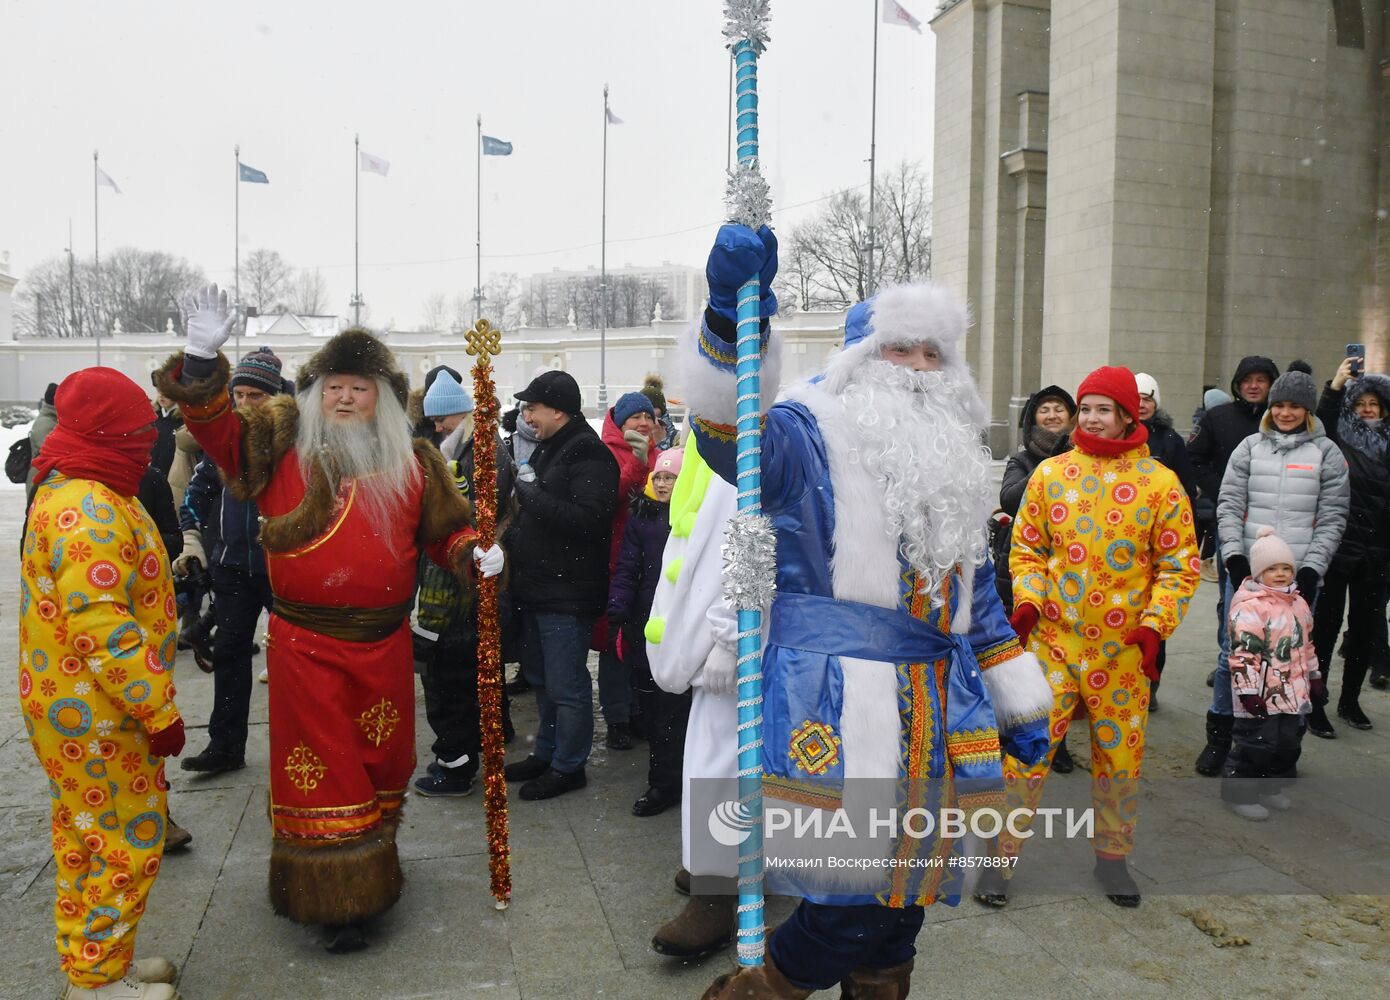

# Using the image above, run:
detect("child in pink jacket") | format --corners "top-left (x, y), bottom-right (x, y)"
top-left (1223, 526), bottom-right (1326, 820)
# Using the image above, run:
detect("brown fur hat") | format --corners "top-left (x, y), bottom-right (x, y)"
top-left (298, 329), bottom-right (410, 407)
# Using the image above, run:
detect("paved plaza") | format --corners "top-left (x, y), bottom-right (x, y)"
top-left (4, 480), bottom-right (1390, 998)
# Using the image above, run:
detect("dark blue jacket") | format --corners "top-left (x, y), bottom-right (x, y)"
top-left (181, 455), bottom-right (266, 576)
top-left (606, 493), bottom-right (672, 629)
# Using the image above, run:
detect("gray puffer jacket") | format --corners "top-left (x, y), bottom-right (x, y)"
top-left (1217, 416), bottom-right (1349, 576)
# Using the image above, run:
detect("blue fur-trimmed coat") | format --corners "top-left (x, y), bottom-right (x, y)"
top-left (688, 354), bottom-right (1051, 906)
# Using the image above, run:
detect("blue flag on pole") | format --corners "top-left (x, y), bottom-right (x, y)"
top-left (481, 135), bottom-right (513, 156)
top-left (239, 162), bottom-right (269, 183)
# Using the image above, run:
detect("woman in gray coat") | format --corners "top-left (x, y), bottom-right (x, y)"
top-left (1209, 370), bottom-right (1350, 748)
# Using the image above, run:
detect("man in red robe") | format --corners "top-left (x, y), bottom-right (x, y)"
top-left (155, 286), bottom-right (504, 952)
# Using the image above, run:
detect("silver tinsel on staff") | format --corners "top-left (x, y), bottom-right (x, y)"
top-left (722, 0), bottom-right (772, 52)
top-left (722, 510), bottom-right (778, 611)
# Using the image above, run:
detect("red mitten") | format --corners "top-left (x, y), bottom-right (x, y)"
top-left (1123, 627), bottom-right (1162, 682)
top-left (1238, 693), bottom-right (1269, 719)
top-left (1009, 604), bottom-right (1040, 644)
top-left (147, 718), bottom-right (186, 758)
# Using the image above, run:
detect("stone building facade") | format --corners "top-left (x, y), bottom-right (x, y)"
top-left (932, 0), bottom-right (1389, 452)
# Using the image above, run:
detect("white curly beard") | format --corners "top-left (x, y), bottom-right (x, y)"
top-left (836, 358), bottom-right (994, 600)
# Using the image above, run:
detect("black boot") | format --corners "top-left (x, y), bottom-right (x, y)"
top-left (1050, 740), bottom-right (1075, 774)
top-left (1306, 703), bottom-right (1337, 739)
top-left (1194, 711), bottom-right (1233, 776)
top-left (1337, 700), bottom-right (1373, 730)
top-left (1094, 856), bottom-right (1141, 907)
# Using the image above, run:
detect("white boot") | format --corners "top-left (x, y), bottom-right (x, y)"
top-left (61, 975), bottom-right (179, 999)
top-left (1259, 791), bottom-right (1292, 811)
top-left (1226, 801), bottom-right (1269, 822)
top-left (132, 958), bottom-right (177, 984)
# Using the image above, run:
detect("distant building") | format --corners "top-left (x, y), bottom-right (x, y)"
top-left (522, 262), bottom-right (705, 326)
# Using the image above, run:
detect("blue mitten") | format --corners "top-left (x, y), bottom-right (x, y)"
top-left (1002, 717), bottom-right (1051, 767)
top-left (706, 224), bottom-right (778, 325)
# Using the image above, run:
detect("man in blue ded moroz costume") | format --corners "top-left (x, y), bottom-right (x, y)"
top-left (687, 226), bottom-right (1053, 1000)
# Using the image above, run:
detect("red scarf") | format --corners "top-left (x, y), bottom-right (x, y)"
top-left (1072, 421), bottom-right (1149, 458)
top-left (31, 368), bottom-right (158, 497)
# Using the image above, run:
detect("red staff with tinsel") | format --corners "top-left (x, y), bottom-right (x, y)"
top-left (466, 317), bottom-right (511, 908)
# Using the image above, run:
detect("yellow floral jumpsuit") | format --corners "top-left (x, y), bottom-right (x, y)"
top-left (19, 475), bottom-right (182, 989)
top-left (1003, 447), bottom-right (1199, 860)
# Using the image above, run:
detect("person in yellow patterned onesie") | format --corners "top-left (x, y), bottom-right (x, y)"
top-left (21, 367), bottom-right (187, 1000)
top-left (983, 366), bottom-right (1200, 908)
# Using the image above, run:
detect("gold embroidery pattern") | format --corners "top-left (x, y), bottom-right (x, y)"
top-left (356, 698), bottom-right (401, 748)
top-left (285, 742), bottom-right (327, 795)
top-left (788, 720), bottom-right (842, 776)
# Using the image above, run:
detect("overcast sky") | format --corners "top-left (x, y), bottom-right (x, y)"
top-left (1, 0), bottom-right (937, 329)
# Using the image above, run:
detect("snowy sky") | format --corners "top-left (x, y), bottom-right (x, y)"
top-left (0, 0), bottom-right (936, 329)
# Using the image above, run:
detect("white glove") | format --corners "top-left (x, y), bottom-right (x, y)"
top-left (185, 283), bottom-right (237, 360)
top-left (701, 641), bottom-right (738, 697)
top-left (171, 529), bottom-right (206, 577)
top-left (473, 543), bottom-right (505, 579)
top-left (515, 462), bottom-right (537, 484)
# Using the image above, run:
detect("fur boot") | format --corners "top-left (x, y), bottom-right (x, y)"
top-left (839, 959), bottom-right (913, 999)
top-left (700, 953), bottom-right (812, 1000)
top-left (269, 818), bottom-right (403, 925)
top-left (652, 894), bottom-right (736, 958)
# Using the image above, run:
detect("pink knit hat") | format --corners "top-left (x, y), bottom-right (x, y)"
top-left (1249, 525), bottom-right (1297, 580)
top-left (653, 448), bottom-right (684, 478)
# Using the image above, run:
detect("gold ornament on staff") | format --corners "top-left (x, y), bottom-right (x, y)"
top-left (467, 317), bottom-right (511, 908)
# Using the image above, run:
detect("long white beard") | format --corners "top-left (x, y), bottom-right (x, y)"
top-left (838, 359), bottom-right (993, 599)
top-left (295, 379), bottom-right (419, 536)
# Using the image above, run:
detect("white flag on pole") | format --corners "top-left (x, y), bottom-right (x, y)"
top-left (96, 166), bottom-right (122, 194)
top-left (606, 108), bottom-right (624, 125)
top-left (882, 0), bottom-right (922, 34)
top-left (359, 150), bottom-right (390, 176)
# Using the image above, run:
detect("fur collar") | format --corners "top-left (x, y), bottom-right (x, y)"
top-left (1338, 374), bottom-right (1390, 462)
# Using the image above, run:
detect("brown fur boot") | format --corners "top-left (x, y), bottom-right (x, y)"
top-left (652, 894), bottom-right (736, 958)
top-left (269, 819), bottom-right (403, 926)
top-left (700, 954), bottom-right (812, 1000)
top-left (839, 959), bottom-right (914, 999)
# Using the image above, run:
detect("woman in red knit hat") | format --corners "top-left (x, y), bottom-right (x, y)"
top-left (978, 365), bottom-right (1201, 908)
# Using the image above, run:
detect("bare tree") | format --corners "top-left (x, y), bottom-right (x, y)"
top-left (241, 248), bottom-right (291, 313)
top-left (482, 272), bottom-right (521, 327)
top-left (419, 292), bottom-right (452, 332)
top-left (287, 268), bottom-right (330, 315)
top-left (876, 161), bottom-right (932, 285)
top-left (16, 248), bottom-right (205, 337)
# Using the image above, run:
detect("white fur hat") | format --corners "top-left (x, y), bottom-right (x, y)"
top-left (843, 283), bottom-right (970, 368)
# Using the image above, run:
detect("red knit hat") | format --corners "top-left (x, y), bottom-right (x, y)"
top-left (1076, 365), bottom-right (1141, 421)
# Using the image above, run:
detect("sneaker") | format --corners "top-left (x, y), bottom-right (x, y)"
top-left (131, 958), bottom-right (177, 984)
top-left (1226, 801), bottom-right (1270, 822)
top-left (606, 722), bottom-right (633, 751)
top-left (503, 755), bottom-right (550, 782)
top-left (413, 766), bottom-right (476, 797)
top-left (972, 868), bottom-right (1009, 908)
top-left (1093, 857), bottom-right (1141, 907)
top-left (257, 667), bottom-right (268, 684)
top-left (1259, 791), bottom-right (1292, 812)
top-left (519, 767), bottom-right (587, 800)
top-left (61, 976), bottom-right (178, 999)
top-left (179, 746), bottom-right (246, 775)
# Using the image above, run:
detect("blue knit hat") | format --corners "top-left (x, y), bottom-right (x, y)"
top-left (613, 391), bottom-right (655, 427)
top-left (423, 372), bottom-right (475, 417)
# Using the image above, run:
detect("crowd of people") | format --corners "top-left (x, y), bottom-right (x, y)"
top-left (13, 243), bottom-right (1390, 997)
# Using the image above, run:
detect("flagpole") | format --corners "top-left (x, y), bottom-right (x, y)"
top-left (599, 85), bottom-right (609, 413)
top-left (476, 114), bottom-right (483, 323)
top-left (235, 145), bottom-right (242, 357)
top-left (353, 133), bottom-right (362, 326)
top-left (93, 149), bottom-right (101, 366)
top-left (866, 0), bottom-right (880, 298)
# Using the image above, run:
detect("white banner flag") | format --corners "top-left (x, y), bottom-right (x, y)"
top-left (359, 150), bottom-right (390, 176)
top-left (96, 166), bottom-right (122, 194)
top-left (606, 108), bottom-right (624, 125)
top-left (882, 0), bottom-right (922, 34)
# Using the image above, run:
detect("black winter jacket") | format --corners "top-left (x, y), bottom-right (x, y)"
top-left (607, 494), bottom-right (671, 630)
top-left (1187, 355), bottom-right (1280, 501)
top-left (1142, 410), bottom-right (1197, 501)
top-left (504, 416), bottom-right (619, 617)
top-left (138, 465), bottom-right (183, 560)
top-left (999, 385), bottom-right (1076, 514)
top-left (181, 454), bottom-right (265, 576)
top-left (1317, 378), bottom-right (1390, 577)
